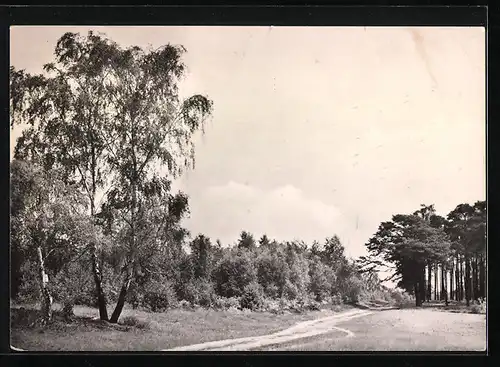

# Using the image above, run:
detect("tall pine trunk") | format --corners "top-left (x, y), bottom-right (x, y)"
top-left (434, 264), bottom-right (438, 301)
top-left (479, 253), bottom-right (485, 299)
top-left (465, 256), bottom-right (471, 306)
top-left (36, 245), bottom-right (53, 324)
top-left (484, 254), bottom-right (487, 299)
top-left (441, 264), bottom-right (448, 305)
top-left (419, 267), bottom-right (426, 304)
top-left (473, 256), bottom-right (478, 300)
top-left (450, 262), bottom-right (454, 301)
top-left (459, 255), bottom-right (464, 301)
top-left (427, 263), bottom-right (432, 302)
top-left (414, 282), bottom-right (422, 307)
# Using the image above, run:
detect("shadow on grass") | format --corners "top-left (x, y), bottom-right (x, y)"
top-left (11, 307), bottom-right (133, 332)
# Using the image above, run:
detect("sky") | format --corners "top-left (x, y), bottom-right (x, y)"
top-left (10, 26), bottom-right (485, 265)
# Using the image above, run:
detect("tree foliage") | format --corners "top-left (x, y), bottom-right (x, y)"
top-left (10, 31), bottom-right (212, 322)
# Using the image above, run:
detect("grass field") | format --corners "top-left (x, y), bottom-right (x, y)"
top-left (258, 309), bottom-right (487, 351)
top-left (10, 303), bottom-right (346, 351)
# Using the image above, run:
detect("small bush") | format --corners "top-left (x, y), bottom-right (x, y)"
top-left (470, 299), bottom-right (486, 314)
top-left (178, 299), bottom-right (192, 310)
top-left (212, 295), bottom-right (240, 310)
top-left (16, 261), bottom-right (41, 305)
top-left (212, 295), bottom-right (225, 310)
top-left (240, 282), bottom-right (265, 311)
top-left (283, 280), bottom-right (299, 300)
top-left (143, 279), bottom-right (178, 312)
top-left (330, 293), bottom-right (343, 305)
top-left (180, 279), bottom-right (216, 308)
top-left (390, 290), bottom-right (414, 308)
top-left (213, 251), bottom-right (258, 298)
top-left (263, 283), bottom-right (280, 299)
top-left (227, 306), bottom-right (241, 314)
top-left (279, 297), bottom-right (289, 311)
top-left (306, 299), bottom-right (321, 311)
top-left (120, 315), bottom-right (150, 330)
top-left (340, 276), bottom-right (364, 304)
top-left (262, 298), bottom-right (282, 314)
top-left (308, 260), bottom-right (333, 302)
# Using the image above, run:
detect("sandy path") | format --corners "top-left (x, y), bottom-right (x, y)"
top-left (163, 308), bottom-right (373, 351)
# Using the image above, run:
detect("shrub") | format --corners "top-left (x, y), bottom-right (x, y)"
top-left (470, 299), bottom-right (486, 314)
top-left (213, 296), bottom-right (241, 310)
top-left (308, 260), bottom-right (333, 302)
top-left (143, 279), bottom-right (178, 312)
top-left (390, 290), bottom-right (414, 308)
top-left (240, 282), bottom-right (265, 311)
top-left (212, 295), bottom-right (225, 310)
top-left (306, 299), bottom-right (321, 311)
top-left (16, 261), bottom-right (42, 304)
top-left (178, 299), bottom-right (192, 309)
top-left (286, 250), bottom-right (310, 296)
top-left (224, 296), bottom-right (241, 309)
top-left (262, 298), bottom-right (282, 314)
top-left (227, 306), bottom-right (242, 314)
top-left (120, 315), bottom-right (150, 330)
top-left (263, 283), bottom-right (280, 299)
top-left (213, 250), bottom-right (258, 298)
top-left (330, 293), bottom-right (343, 305)
top-left (279, 297), bottom-right (288, 311)
top-left (256, 250), bottom-right (288, 297)
top-left (283, 280), bottom-right (299, 300)
top-left (341, 276), bottom-right (364, 304)
top-left (179, 279), bottom-right (216, 307)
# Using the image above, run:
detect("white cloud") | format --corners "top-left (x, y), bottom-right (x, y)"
top-left (184, 181), bottom-right (346, 247)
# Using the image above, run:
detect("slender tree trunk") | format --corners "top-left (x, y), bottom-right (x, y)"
top-left (479, 253), bottom-right (485, 299)
top-left (473, 256), bottom-right (479, 300)
top-left (414, 282), bottom-right (422, 307)
top-left (439, 264), bottom-right (444, 301)
top-left (450, 262), bottom-right (454, 301)
top-left (89, 196), bottom-right (109, 321)
top-left (427, 262), bottom-right (432, 302)
top-left (465, 256), bottom-right (471, 307)
top-left (109, 162), bottom-right (138, 324)
top-left (36, 245), bottom-right (53, 324)
top-left (459, 255), bottom-right (464, 301)
top-left (454, 256), bottom-right (458, 301)
top-left (484, 254), bottom-right (487, 299)
top-left (419, 267), bottom-right (426, 304)
top-left (434, 264), bottom-right (438, 301)
top-left (110, 275), bottom-right (132, 323)
top-left (91, 242), bottom-right (109, 321)
top-left (441, 264), bottom-right (448, 306)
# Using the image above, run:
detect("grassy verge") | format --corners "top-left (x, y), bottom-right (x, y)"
top-left (10, 303), bottom-right (352, 351)
top-left (421, 300), bottom-right (487, 314)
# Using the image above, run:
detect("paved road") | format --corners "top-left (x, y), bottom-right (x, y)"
top-left (163, 308), bottom-right (374, 351)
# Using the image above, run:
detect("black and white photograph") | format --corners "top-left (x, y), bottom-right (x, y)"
top-left (9, 25), bottom-right (486, 352)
